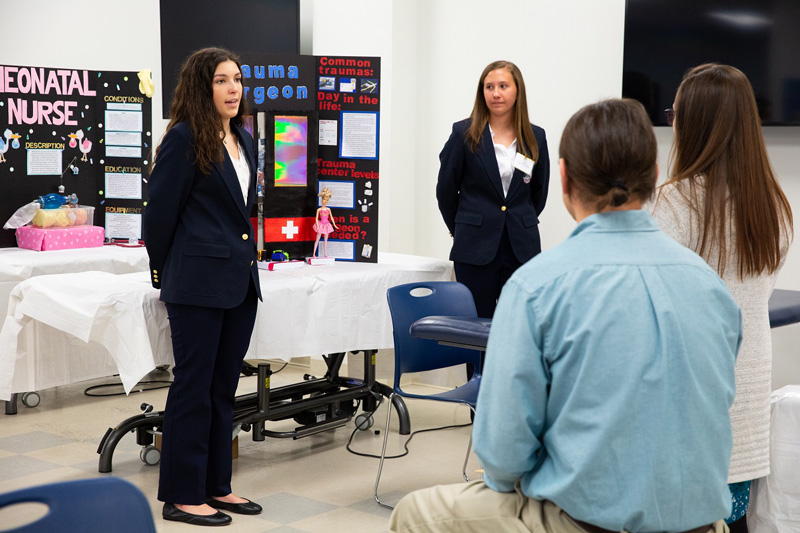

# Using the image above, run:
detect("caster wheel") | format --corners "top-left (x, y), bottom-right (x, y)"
top-left (140, 445), bottom-right (161, 466)
top-left (355, 413), bottom-right (374, 430)
top-left (22, 392), bottom-right (40, 408)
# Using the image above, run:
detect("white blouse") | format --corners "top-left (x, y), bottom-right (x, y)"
top-left (489, 125), bottom-right (517, 198)
top-left (230, 142), bottom-right (250, 204)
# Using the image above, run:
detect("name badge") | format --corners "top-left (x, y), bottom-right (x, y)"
top-left (513, 152), bottom-right (535, 182)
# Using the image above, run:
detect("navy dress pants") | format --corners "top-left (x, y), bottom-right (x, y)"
top-left (455, 227), bottom-right (522, 383)
top-left (454, 226), bottom-right (522, 319)
top-left (157, 283), bottom-right (258, 504)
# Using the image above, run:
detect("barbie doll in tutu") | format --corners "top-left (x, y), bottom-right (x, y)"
top-left (312, 188), bottom-right (339, 258)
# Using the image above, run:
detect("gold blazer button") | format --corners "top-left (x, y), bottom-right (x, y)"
top-left (501, 206), bottom-right (507, 212)
top-left (242, 234), bottom-right (249, 240)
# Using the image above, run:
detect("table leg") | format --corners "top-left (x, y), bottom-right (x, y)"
top-left (4, 393), bottom-right (19, 415)
top-left (251, 363), bottom-right (272, 442)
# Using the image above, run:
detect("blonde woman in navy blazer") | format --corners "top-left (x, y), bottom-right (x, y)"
top-left (437, 60), bottom-right (549, 318)
top-left (144, 48), bottom-right (262, 527)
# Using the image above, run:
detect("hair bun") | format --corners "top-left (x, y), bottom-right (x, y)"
top-left (610, 180), bottom-right (628, 192)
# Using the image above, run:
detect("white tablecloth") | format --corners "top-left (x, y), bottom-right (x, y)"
top-left (0, 246), bottom-right (150, 314)
top-left (749, 385), bottom-right (800, 533)
top-left (0, 253), bottom-right (452, 400)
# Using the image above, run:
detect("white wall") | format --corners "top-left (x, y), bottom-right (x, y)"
top-left (309, 0), bottom-right (404, 254)
top-left (413, 0), bottom-right (628, 262)
top-left (0, 0), bottom-right (167, 139)
top-left (0, 0), bottom-right (313, 153)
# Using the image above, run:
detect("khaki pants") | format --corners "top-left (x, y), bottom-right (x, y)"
top-left (389, 481), bottom-right (728, 533)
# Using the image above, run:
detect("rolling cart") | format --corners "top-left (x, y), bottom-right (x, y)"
top-left (97, 350), bottom-right (410, 473)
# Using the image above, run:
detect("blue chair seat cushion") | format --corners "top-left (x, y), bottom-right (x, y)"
top-left (410, 316), bottom-right (492, 350)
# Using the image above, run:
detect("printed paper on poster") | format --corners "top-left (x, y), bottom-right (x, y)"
top-left (317, 180), bottom-right (355, 209)
top-left (105, 212), bottom-right (142, 239)
top-left (340, 112), bottom-right (377, 159)
top-left (27, 149), bottom-right (62, 175)
top-left (105, 172), bottom-right (142, 199)
top-left (105, 110), bottom-right (143, 132)
top-left (319, 120), bottom-right (337, 146)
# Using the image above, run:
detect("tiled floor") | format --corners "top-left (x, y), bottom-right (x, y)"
top-left (0, 360), bottom-right (478, 532)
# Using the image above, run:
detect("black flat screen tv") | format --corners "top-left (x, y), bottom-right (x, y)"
top-left (622, 0), bottom-right (800, 126)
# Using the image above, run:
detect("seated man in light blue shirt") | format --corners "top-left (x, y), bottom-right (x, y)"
top-left (389, 99), bottom-right (742, 533)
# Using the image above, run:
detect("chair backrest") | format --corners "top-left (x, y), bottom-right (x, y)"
top-left (0, 477), bottom-right (156, 533)
top-left (387, 281), bottom-right (481, 387)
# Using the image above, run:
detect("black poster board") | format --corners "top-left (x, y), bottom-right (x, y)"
top-left (240, 54), bottom-right (381, 263)
top-left (315, 55), bottom-right (380, 262)
top-left (0, 64), bottom-right (153, 248)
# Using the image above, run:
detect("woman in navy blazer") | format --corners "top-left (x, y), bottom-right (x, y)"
top-left (144, 48), bottom-right (263, 527)
top-left (437, 60), bottom-right (549, 318)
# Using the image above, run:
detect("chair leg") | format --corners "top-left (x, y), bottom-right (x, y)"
top-left (374, 393), bottom-right (395, 509)
top-left (462, 405), bottom-right (475, 482)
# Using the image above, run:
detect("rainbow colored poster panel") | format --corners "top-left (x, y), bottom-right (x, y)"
top-left (274, 115), bottom-right (308, 187)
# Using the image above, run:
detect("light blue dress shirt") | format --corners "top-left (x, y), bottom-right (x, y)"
top-left (474, 210), bottom-right (742, 532)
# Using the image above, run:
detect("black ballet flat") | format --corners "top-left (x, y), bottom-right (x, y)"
top-left (162, 502), bottom-right (232, 526)
top-left (206, 497), bottom-right (263, 515)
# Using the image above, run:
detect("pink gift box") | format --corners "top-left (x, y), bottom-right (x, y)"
top-left (16, 225), bottom-right (105, 251)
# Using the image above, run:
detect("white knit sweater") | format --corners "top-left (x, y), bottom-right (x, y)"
top-left (650, 178), bottom-right (789, 483)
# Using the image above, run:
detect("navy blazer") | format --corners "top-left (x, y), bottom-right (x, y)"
top-left (143, 122), bottom-right (262, 308)
top-left (437, 119), bottom-right (549, 266)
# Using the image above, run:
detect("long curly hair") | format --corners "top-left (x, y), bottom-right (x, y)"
top-left (157, 47), bottom-right (248, 174)
top-left (466, 60), bottom-right (539, 161)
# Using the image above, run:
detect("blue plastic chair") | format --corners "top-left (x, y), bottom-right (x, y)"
top-left (375, 281), bottom-right (482, 508)
top-left (0, 477), bottom-right (156, 532)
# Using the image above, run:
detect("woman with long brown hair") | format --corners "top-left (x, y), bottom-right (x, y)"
top-left (437, 60), bottom-right (549, 318)
top-left (651, 63), bottom-right (793, 533)
top-left (144, 47), bottom-right (263, 526)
